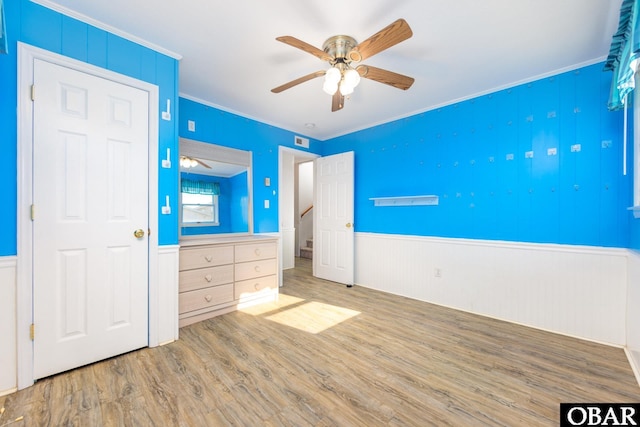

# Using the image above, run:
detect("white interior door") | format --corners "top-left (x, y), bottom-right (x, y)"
top-left (32, 58), bottom-right (150, 379)
top-left (313, 151), bottom-right (354, 285)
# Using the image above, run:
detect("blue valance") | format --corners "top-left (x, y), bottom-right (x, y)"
top-left (0, 0), bottom-right (7, 54)
top-left (604, 0), bottom-right (640, 110)
top-left (181, 179), bottom-right (220, 195)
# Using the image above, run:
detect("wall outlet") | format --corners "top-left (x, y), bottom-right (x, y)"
top-left (188, 120), bottom-right (196, 132)
top-left (434, 268), bottom-right (442, 278)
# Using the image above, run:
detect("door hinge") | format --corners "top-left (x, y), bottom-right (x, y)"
top-left (30, 324), bottom-right (35, 341)
top-left (30, 204), bottom-right (35, 221)
top-left (30, 85), bottom-right (35, 101)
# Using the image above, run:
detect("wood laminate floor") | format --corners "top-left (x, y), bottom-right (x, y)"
top-left (2, 257), bottom-right (639, 426)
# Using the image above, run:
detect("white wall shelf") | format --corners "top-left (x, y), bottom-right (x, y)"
top-left (628, 206), bottom-right (640, 219)
top-left (369, 195), bottom-right (439, 207)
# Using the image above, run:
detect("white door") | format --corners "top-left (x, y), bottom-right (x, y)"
top-left (313, 151), bottom-right (354, 285)
top-left (32, 59), bottom-right (150, 379)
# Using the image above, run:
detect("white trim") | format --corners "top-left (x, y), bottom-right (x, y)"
top-left (17, 43), bottom-right (160, 389)
top-left (29, 0), bottom-right (182, 60)
top-left (278, 146), bottom-right (319, 285)
top-left (355, 231), bottom-right (630, 257)
top-left (0, 256), bottom-right (17, 268)
top-left (180, 93), bottom-right (317, 143)
top-left (625, 348), bottom-right (640, 387)
top-left (318, 56), bottom-right (609, 140)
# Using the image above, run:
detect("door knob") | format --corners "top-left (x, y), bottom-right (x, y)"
top-left (133, 229), bottom-right (145, 238)
top-left (346, 223), bottom-right (352, 228)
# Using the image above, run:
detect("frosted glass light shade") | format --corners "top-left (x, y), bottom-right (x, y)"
top-left (324, 67), bottom-right (341, 84)
top-left (343, 69), bottom-right (361, 88)
top-left (323, 80), bottom-right (338, 95)
top-left (339, 81), bottom-right (354, 96)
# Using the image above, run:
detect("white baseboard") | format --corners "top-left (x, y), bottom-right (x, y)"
top-left (0, 257), bottom-right (17, 395)
top-left (355, 233), bottom-right (628, 346)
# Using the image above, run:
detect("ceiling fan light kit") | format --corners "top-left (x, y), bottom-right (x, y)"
top-left (272, 19), bottom-right (415, 112)
top-left (180, 156), bottom-right (211, 169)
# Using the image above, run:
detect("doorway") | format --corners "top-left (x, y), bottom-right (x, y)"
top-left (278, 147), bottom-right (318, 280)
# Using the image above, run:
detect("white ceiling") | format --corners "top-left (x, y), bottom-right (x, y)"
top-left (38, 0), bottom-right (622, 141)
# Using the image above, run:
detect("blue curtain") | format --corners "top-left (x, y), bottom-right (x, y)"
top-left (0, 0), bottom-right (7, 54)
top-left (605, 0), bottom-right (640, 110)
top-left (181, 179), bottom-right (220, 195)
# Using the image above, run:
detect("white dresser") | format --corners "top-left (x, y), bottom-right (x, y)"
top-left (179, 235), bottom-right (279, 327)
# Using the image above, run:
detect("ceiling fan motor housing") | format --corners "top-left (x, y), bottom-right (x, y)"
top-left (323, 35), bottom-right (358, 65)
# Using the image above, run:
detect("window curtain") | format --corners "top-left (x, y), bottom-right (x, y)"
top-left (0, 0), bottom-right (7, 55)
top-left (604, 0), bottom-right (640, 110)
top-left (181, 179), bottom-right (220, 195)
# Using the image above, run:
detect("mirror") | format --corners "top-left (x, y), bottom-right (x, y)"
top-left (179, 138), bottom-right (253, 237)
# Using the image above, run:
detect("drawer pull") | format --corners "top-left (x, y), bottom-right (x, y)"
top-left (204, 294), bottom-right (213, 302)
top-left (205, 274), bottom-right (213, 282)
top-left (205, 255), bottom-right (213, 262)
top-left (254, 283), bottom-right (261, 290)
top-left (255, 248), bottom-right (261, 256)
top-left (254, 265), bottom-right (261, 272)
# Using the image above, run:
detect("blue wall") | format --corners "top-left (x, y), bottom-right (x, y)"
top-left (323, 63), bottom-right (632, 247)
top-left (1, 1), bottom-right (634, 251)
top-left (178, 97), bottom-right (322, 233)
top-left (230, 171), bottom-right (249, 231)
top-left (0, 0), bottom-right (180, 255)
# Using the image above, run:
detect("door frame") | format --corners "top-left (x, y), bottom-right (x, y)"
top-left (16, 43), bottom-right (160, 389)
top-left (277, 146), bottom-right (319, 285)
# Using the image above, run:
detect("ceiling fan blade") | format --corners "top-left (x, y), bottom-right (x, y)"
top-left (348, 19), bottom-right (413, 62)
top-left (332, 91), bottom-right (344, 112)
top-left (276, 36), bottom-right (333, 62)
top-left (194, 158), bottom-right (212, 169)
top-left (356, 65), bottom-right (414, 90)
top-left (272, 70), bottom-right (326, 93)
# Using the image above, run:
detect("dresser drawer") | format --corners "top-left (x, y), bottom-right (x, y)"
top-left (180, 245), bottom-right (234, 270)
top-left (235, 242), bottom-right (277, 263)
top-left (179, 284), bottom-right (234, 313)
top-left (235, 258), bottom-right (277, 281)
top-left (179, 264), bottom-right (234, 293)
top-left (235, 274), bottom-right (277, 300)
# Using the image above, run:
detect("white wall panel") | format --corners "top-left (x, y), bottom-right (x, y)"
top-left (627, 250), bottom-right (640, 384)
top-left (0, 257), bottom-right (17, 396)
top-left (355, 233), bottom-right (627, 346)
top-left (157, 245), bottom-right (180, 345)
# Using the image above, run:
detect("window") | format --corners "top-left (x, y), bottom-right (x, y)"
top-left (181, 179), bottom-right (220, 226)
top-left (182, 192), bottom-right (219, 225)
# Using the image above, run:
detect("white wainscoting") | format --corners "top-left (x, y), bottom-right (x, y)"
top-left (627, 250), bottom-right (640, 384)
top-left (157, 245), bottom-right (180, 345)
top-left (0, 257), bottom-right (17, 396)
top-left (355, 233), bottom-right (628, 346)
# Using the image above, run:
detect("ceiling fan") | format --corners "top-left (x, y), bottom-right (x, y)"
top-left (180, 156), bottom-right (211, 169)
top-left (271, 19), bottom-right (415, 112)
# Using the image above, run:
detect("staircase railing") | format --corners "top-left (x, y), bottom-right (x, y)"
top-left (300, 204), bottom-right (313, 218)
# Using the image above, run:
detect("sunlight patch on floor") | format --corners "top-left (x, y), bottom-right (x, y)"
top-left (238, 294), bottom-right (305, 315)
top-left (265, 301), bottom-right (361, 334)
